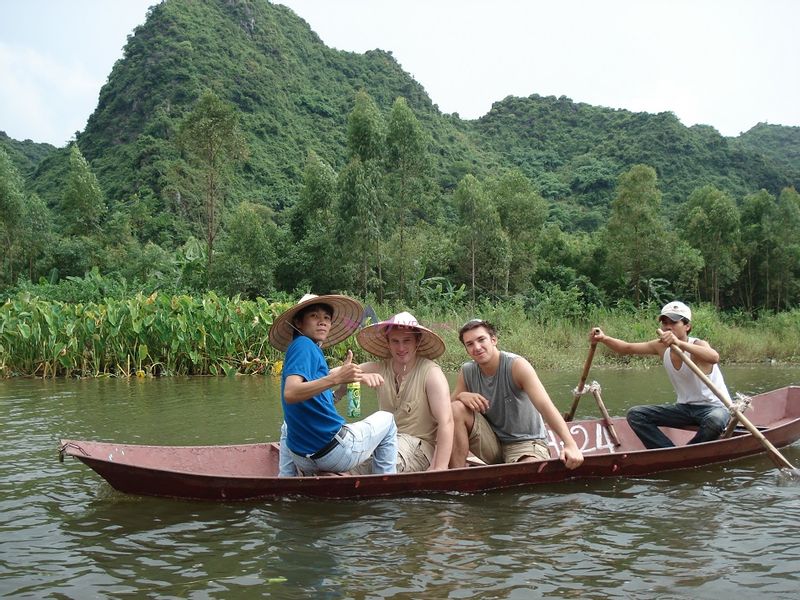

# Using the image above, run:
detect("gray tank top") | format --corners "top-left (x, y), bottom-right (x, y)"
top-left (462, 351), bottom-right (546, 442)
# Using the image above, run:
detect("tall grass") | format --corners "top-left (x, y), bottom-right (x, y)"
top-left (2, 292), bottom-right (799, 378)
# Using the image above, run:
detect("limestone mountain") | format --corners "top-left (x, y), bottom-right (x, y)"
top-left (14, 0), bottom-right (800, 233)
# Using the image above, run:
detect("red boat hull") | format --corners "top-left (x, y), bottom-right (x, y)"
top-left (60, 386), bottom-right (800, 500)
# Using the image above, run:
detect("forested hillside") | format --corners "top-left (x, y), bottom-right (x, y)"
top-left (74, 0), bottom-right (490, 211)
top-left (0, 132), bottom-right (55, 177)
top-left (2, 0), bottom-right (799, 317)
top-left (737, 123), bottom-right (800, 185)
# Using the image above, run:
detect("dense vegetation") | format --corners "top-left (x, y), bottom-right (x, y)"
top-left (3, 288), bottom-right (799, 378)
top-left (2, 0), bottom-right (800, 378)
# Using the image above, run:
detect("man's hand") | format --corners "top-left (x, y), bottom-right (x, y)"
top-left (455, 391), bottom-right (490, 413)
top-left (560, 445), bottom-right (584, 469)
top-left (589, 327), bottom-right (605, 343)
top-left (657, 328), bottom-right (677, 347)
top-left (329, 350), bottom-right (362, 385)
top-left (359, 372), bottom-right (385, 388)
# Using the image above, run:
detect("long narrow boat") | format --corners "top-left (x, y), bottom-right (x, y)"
top-left (60, 385), bottom-right (800, 501)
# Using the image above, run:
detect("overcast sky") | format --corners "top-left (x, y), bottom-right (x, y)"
top-left (1, 0), bottom-right (797, 147)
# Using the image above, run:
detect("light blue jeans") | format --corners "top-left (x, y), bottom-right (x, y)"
top-left (279, 411), bottom-right (398, 476)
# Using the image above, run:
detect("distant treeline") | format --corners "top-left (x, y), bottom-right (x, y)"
top-left (2, 88), bottom-right (799, 315)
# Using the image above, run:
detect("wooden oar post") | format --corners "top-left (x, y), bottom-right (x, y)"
top-left (565, 338), bottom-right (621, 447)
top-left (590, 386), bottom-right (622, 446)
top-left (564, 342), bottom-right (597, 422)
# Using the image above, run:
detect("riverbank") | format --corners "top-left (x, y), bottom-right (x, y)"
top-left (414, 303), bottom-right (800, 372)
top-left (2, 293), bottom-right (799, 377)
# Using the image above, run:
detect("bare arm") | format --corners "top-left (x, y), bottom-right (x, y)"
top-left (451, 369), bottom-right (490, 413)
top-left (329, 360), bottom-right (384, 402)
top-left (284, 368), bottom-right (356, 404)
top-left (425, 366), bottom-right (454, 470)
top-left (589, 327), bottom-right (663, 356)
top-left (284, 351), bottom-right (382, 404)
top-left (511, 358), bottom-right (584, 469)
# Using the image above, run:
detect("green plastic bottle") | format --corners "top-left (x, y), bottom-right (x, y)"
top-left (347, 381), bottom-right (361, 417)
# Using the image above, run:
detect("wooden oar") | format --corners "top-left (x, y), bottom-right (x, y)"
top-left (590, 386), bottom-right (621, 446)
top-left (564, 341), bottom-right (597, 422)
top-left (665, 337), bottom-right (798, 472)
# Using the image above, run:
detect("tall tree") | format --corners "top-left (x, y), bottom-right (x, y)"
top-left (278, 151), bottom-right (343, 293)
top-left (770, 187), bottom-right (800, 309)
top-left (453, 174), bottom-right (509, 304)
top-left (682, 185), bottom-right (740, 308)
top-left (739, 190), bottom-right (778, 311)
top-left (17, 193), bottom-right (54, 282)
top-left (338, 157), bottom-right (382, 299)
top-left (604, 165), bottom-right (669, 304)
top-left (342, 90), bottom-right (386, 299)
top-left (385, 97), bottom-right (429, 300)
top-left (211, 201), bottom-right (278, 298)
top-left (176, 90), bottom-right (247, 279)
top-left (738, 187), bottom-right (800, 310)
top-left (60, 144), bottom-right (107, 236)
top-left (347, 89), bottom-right (385, 163)
top-left (488, 170), bottom-right (548, 295)
top-left (0, 146), bottom-right (25, 283)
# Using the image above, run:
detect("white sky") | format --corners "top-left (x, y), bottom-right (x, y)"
top-left (1, 0), bottom-right (797, 147)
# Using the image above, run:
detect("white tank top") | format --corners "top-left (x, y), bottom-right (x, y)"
top-left (663, 337), bottom-right (729, 407)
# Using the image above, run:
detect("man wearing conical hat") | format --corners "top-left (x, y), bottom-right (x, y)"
top-left (269, 294), bottom-right (397, 476)
top-left (352, 312), bottom-right (453, 473)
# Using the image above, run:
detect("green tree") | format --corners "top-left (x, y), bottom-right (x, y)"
top-left (176, 90), bottom-right (247, 279)
top-left (348, 89), bottom-right (385, 163)
top-left (682, 185), bottom-right (740, 308)
top-left (770, 187), bottom-right (800, 308)
top-left (211, 201), bottom-right (278, 298)
top-left (736, 189), bottom-right (800, 311)
top-left (0, 146), bottom-right (26, 283)
top-left (453, 174), bottom-right (510, 304)
top-left (17, 193), bottom-right (54, 281)
top-left (604, 165), bottom-right (671, 304)
top-left (385, 97), bottom-right (429, 300)
top-left (341, 90), bottom-right (386, 299)
top-left (278, 151), bottom-right (342, 293)
top-left (488, 170), bottom-right (548, 294)
top-left (738, 189), bottom-right (774, 311)
top-left (60, 144), bottom-right (107, 236)
top-left (338, 157), bottom-right (382, 298)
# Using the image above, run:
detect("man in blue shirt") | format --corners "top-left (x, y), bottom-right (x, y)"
top-left (269, 294), bottom-right (397, 476)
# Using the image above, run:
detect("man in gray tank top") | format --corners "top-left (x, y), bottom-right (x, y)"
top-left (590, 301), bottom-right (731, 449)
top-left (449, 319), bottom-right (584, 469)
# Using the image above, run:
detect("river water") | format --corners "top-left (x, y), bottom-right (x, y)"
top-left (2, 365), bottom-right (800, 599)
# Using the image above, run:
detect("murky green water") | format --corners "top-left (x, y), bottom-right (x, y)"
top-left (2, 365), bottom-right (800, 598)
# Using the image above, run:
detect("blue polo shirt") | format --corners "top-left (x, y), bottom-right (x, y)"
top-left (281, 335), bottom-right (345, 455)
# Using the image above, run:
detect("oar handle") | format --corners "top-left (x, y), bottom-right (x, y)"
top-left (666, 339), bottom-right (796, 471)
top-left (577, 342), bottom-right (597, 390)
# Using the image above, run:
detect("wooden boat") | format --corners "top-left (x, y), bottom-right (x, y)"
top-left (60, 385), bottom-right (800, 501)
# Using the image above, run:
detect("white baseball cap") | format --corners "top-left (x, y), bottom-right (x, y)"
top-left (660, 301), bottom-right (692, 322)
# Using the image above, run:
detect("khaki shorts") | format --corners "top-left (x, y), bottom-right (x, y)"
top-left (469, 412), bottom-right (551, 464)
top-left (350, 432), bottom-right (434, 474)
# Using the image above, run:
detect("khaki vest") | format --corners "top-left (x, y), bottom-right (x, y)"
top-left (376, 357), bottom-right (438, 446)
